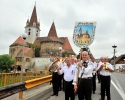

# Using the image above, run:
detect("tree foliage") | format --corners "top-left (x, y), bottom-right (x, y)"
top-left (0, 55), bottom-right (15, 72)
top-left (27, 42), bottom-right (41, 57)
top-left (62, 51), bottom-right (70, 57)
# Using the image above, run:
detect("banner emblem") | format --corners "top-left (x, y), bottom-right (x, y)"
top-left (73, 22), bottom-right (97, 48)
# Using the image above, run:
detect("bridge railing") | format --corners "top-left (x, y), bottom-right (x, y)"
top-left (0, 70), bottom-right (50, 87)
top-left (0, 75), bottom-right (52, 99)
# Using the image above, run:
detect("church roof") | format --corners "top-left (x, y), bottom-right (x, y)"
top-left (40, 37), bottom-right (63, 43)
top-left (17, 47), bottom-right (31, 57)
top-left (34, 37), bottom-right (63, 44)
top-left (10, 36), bottom-right (28, 47)
top-left (26, 5), bottom-right (40, 29)
top-left (59, 37), bottom-right (75, 55)
top-left (34, 37), bottom-right (43, 44)
top-left (47, 22), bottom-right (58, 37)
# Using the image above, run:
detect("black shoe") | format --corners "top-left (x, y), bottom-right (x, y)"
top-left (99, 98), bottom-right (104, 100)
top-left (51, 94), bottom-right (55, 96)
top-left (55, 94), bottom-right (58, 96)
top-left (93, 91), bottom-right (95, 94)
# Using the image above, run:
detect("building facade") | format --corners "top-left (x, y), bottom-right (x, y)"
top-left (9, 4), bottom-right (75, 71)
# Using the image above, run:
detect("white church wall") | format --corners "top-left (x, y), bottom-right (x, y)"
top-left (31, 58), bottom-right (52, 71)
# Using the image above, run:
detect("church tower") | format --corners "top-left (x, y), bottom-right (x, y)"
top-left (25, 4), bottom-right (40, 43)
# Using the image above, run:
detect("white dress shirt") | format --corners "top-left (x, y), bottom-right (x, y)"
top-left (100, 62), bottom-right (114, 76)
top-left (59, 65), bottom-right (75, 82)
top-left (73, 60), bottom-right (93, 85)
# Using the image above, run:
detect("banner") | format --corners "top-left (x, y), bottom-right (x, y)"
top-left (73, 22), bottom-right (97, 48)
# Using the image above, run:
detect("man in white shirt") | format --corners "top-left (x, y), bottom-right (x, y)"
top-left (57, 57), bottom-right (75, 100)
top-left (73, 51), bottom-right (93, 100)
top-left (49, 56), bottom-right (63, 96)
top-left (98, 57), bottom-right (114, 100)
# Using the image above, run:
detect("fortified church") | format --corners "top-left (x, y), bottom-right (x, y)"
top-left (9, 5), bottom-right (75, 71)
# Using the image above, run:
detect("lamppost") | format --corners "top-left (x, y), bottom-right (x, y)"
top-left (112, 45), bottom-right (117, 70)
top-left (59, 46), bottom-right (62, 57)
top-left (20, 33), bottom-right (28, 82)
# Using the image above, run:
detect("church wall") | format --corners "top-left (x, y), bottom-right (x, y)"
top-left (9, 46), bottom-right (22, 59)
top-left (40, 41), bottom-right (63, 57)
top-left (25, 26), bottom-right (40, 43)
top-left (31, 58), bottom-right (52, 71)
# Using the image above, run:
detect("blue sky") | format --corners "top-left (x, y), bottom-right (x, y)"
top-left (75, 25), bottom-right (94, 37)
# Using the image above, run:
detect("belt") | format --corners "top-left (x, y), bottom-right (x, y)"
top-left (82, 77), bottom-right (92, 79)
top-left (65, 80), bottom-right (73, 83)
top-left (53, 72), bottom-right (57, 73)
top-left (102, 75), bottom-right (110, 77)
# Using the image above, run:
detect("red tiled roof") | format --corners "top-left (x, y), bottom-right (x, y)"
top-left (40, 37), bottom-right (63, 43)
top-left (34, 37), bottom-right (44, 44)
top-left (59, 37), bottom-right (75, 55)
top-left (10, 36), bottom-right (28, 47)
top-left (47, 22), bottom-right (58, 37)
top-left (17, 48), bottom-right (31, 57)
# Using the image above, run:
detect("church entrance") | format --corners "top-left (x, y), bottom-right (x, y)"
top-left (17, 66), bottom-right (21, 72)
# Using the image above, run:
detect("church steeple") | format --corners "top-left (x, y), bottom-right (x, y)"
top-left (26, 4), bottom-right (40, 29)
top-left (25, 3), bottom-right (40, 43)
top-left (48, 22), bottom-right (58, 37)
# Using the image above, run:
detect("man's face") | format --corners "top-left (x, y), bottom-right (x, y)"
top-left (66, 58), bottom-right (71, 65)
top-left (82, 52), bottom-right (88, 61)
top-left (104, 58), bottom-right (108, 62)
top-left (71, 58), bottom-right (75, 64)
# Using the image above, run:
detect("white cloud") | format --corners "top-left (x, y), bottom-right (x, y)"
top-left (0, 0), bottom-right (125, 59)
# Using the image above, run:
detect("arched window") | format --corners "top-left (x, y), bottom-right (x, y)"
top-left (33, 22), bottom-right (36, 26)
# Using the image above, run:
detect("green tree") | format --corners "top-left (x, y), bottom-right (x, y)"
top-left (0, 55), bottom-right (15, 73)
top-left (34, 44), bottom-right (41, 57)
top-left (27, 42), bottom-right (41, 57)
top-left (62, 51), bottom-right (70, 57)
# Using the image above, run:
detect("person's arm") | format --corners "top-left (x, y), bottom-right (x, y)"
top-left (48, 62), bottom-right (53, 71)
top-left (57, 66), bottom-right (64, 75)
top-left (72, 66), bottom-right (78, 93)
top-left (98, 63), bottom-right (103, 72)
top-left (107, 63), bottom-right (114, 72)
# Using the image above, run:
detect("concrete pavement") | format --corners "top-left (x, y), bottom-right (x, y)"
top-left (38, 80), bottom-right (101, 100)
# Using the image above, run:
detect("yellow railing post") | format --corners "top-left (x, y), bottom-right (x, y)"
top-left (19, 91), bottom-right (23, 99)
top-left (4, 74), bottom-right (7, 86)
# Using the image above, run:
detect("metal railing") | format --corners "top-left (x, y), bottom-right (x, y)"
top-left (0, 75), bottom-right (52, 99)
top-left (0, 70), bottom-right (50, 87)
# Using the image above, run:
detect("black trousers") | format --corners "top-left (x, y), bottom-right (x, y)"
top-left (52, 72), bottom-right (59, 95)
top-left (78, 78), bottom-right (92, 100)
top-left (97, 71), bottom-right (101, 83)
top-left (58, 74), bottom-right (63, 90)
top-left (101, 76), bottom-right (111, 100)
top-left (92, 74), bottom-right (96, 92)
top-left (64, 80), bottom-right (74, 100)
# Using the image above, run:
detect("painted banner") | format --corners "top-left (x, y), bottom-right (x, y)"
top-left (73, 22), bottom-right (97, 48)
